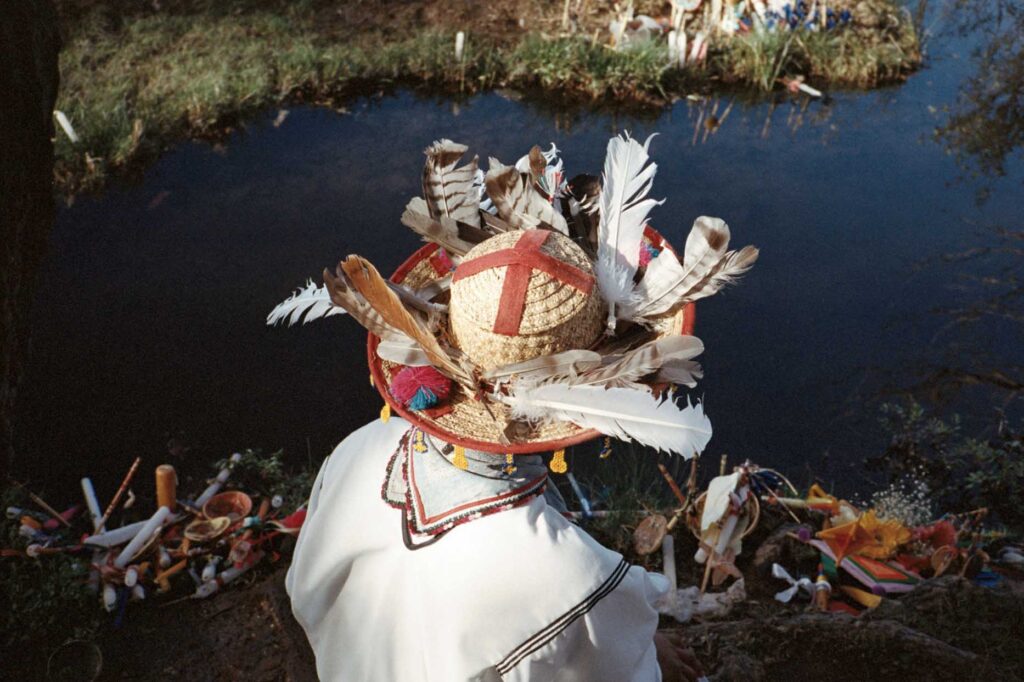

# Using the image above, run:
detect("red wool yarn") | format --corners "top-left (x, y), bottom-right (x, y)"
top-left (389, 366), bottom-right (452, 410)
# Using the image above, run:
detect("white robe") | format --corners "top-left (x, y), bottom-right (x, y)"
top-left (287, 419), bottom-right (666, 681)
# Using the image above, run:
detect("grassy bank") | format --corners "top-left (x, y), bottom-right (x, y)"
top-left (54, 0), bottom-right (920, 194)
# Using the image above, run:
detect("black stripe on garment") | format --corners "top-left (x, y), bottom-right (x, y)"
top-left (494, 559), bottom-right (631, 676)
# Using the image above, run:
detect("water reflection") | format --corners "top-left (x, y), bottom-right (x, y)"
top-left (933, 0), bottom-right (1024, 181)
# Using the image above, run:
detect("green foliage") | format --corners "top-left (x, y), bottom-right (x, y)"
top-left (509, 36), bottom-right (670, 99)
top-left (869, 400), bottom-right (1024, 532)
top-left (573, 442), bottom-right (684, 554)
top-left (719, 19), bottom-right (920, 91)
top-left (0, 488), bottom-right (99, 667)
top-left (214, 449), bottom-right (317, 510)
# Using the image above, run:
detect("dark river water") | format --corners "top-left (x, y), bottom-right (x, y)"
top-left (15, 3), bottom-right (1023, 499)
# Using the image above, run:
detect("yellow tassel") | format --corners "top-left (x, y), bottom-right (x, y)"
top-left (380, 402), bottom-right (391, 423)
top-left (550, 449), bottom-right (568, 474)
top-left (413, 430), bottom-right (428, 452)
top-left (369, 374), bottom-right (374, 387)
top-left (599, 437), bottom-right (613, 459)
top-left (504, 453), bottom-right (516, 475)
top-left (453, 445), bottom-right (468, 470)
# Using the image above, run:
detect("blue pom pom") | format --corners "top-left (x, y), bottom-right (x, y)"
top-left (407, 387), bottom-right (438, 411)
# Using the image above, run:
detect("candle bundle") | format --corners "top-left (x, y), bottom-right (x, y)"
top-left (2, 451), bottom-right (307, 618)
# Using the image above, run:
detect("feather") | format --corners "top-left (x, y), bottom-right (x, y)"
top-left (474, 168), bottom-right (497, 215)
top-left (682, 245), bottom-right (759, 302)
top-left (485, 158), bottom-right (569, 234)
top-left (401, 197), bottom-right (476, 256)
top-left (576, 336), bottom-right (704, 389)
top-left (481, 349), bottom-right (603, 383)
top-left (266, 279), bottom-right (345, 327)
top-left (527, 145), bottom-right (546, 184)
top-left (563, 173), bottom-right (602, 254)
top-left (596, 133), bottom-right (664, 333)
top-left (481, 210), bottom-right (515, 233)
top-left (389, 281), bottom-right (448, 318)
top-left (322, 265), bottom-right (406, 342)
top-left (501, 383), bottom-right (712, 457)
top-left (412, 274), bottom-right (451, 302)
top-left (654, 359), bottom-right (704, 387)
top-left (422, 139), bottom-right (480, 228)
top-left (627, 217), bottom-right (759, 319)
top-left (340, 255), bottom-right (477, 390)
top-left (515, 143), bottom-right (565, 200)
top-left (376, 338), bottom-right (431, 366)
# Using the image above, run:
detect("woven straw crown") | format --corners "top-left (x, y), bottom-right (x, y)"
top-left (450, 230), bottom-right (604, 371)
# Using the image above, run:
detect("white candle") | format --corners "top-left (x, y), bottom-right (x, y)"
top-left (195, 552), bottom-right (263, 599)
top-left (82, 520), bottom-right (148, 548)
top-left (103, 584), bottom-right (118, 612)
top-left (124, 567), bottom-right (139, 587)
top-left (662, 534), bottom-right (677, 596)
top-left (195, 453), bottom-right (242, 507)
top-left (114, 506), bottom-right (170, 570)
top-left (81, 478), bottom-right (105, 532)
top-left (454, 31), bottom-right (465, 61)
top-left (714, 510), bottom-right (740, 556)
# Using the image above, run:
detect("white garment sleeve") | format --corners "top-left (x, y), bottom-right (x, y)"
top-left (498, 565), bottom-right (667, 682)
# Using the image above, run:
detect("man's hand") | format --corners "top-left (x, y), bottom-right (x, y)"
top-left (654, 631), bottom-right (705, 682)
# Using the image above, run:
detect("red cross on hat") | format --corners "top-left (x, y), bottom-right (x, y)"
top-left (451, 230), bottom-right (595, 336)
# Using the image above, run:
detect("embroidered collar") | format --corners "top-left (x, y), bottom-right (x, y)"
top-left (383, 428), bottom-right (548, 548)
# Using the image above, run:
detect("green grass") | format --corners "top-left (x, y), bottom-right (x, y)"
top-left (720, 22), bottom-right (920, 91)
top-left (53, 2), bottom-right (920, 194)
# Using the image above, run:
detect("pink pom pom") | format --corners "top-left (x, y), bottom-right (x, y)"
top-left (389, 366), bottom-right (452, 410)
top-left (638, 239), bottom-right (661, 268)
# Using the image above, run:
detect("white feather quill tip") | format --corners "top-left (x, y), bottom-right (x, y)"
top-left (266, 279), bottom-right (346, 327)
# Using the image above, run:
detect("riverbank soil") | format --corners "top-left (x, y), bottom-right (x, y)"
top-left (96, 568), bottom-right (316, 681)
top-left (53, 0), bottom-right (919, 195)
top-left (94, 560), bottom-right (1023, 680)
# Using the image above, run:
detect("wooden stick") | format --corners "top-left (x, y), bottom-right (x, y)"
top-left (7, 481), bottom-right (75, 529)
top-left (700, 549), bottom-right (715, 594)
top-left (764, 486), bottom-right (804, 524)
top-left (96, 457), bottom-right (141, 531)
top-left (657, 463), bottom-right (688, 507)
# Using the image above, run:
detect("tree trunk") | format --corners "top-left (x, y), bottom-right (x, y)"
top-left (0, 0), bottom-right (61, 480)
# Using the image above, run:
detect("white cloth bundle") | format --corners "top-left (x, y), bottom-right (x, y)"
top-left (771, 563), bottom-right (815, 603)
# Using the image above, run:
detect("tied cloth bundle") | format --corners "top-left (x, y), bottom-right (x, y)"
top-left (771, 563), bottom-right (815, 603)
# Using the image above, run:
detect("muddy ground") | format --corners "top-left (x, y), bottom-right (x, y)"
top-left (93, 518), bottom-right (1024, 681)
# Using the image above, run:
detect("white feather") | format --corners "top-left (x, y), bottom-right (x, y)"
top-left (597, 133), bottom-right (664, 333)
top-left (266, 280), bottom-right (345, 326)
top-left (501, 383), bottom-right (711, 457)
top-left (576, 336), bottom-right (704, 389)
top-left (376, 338), bottom-right (431, 366)
top-left (474, 167), bottom-right (496, 215)
top-left (626, 217), bottom-right (758, 320)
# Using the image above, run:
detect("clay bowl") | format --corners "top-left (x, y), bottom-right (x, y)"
top-left (184, 516), bottom-right (231, 543)
top-left (202, 491), bottom-right (252, 524)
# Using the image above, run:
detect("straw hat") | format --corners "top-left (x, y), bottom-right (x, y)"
top-left (270, 135), bottom-right (757, 459)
